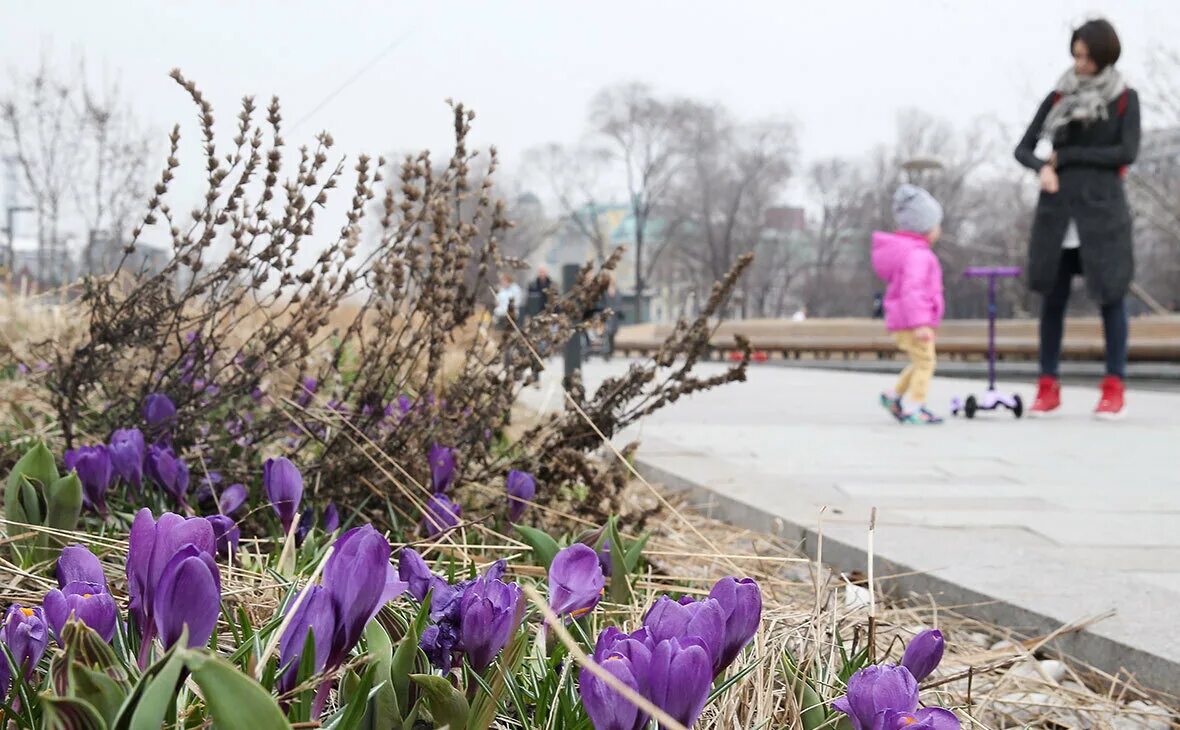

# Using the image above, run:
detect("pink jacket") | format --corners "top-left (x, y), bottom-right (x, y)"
top-left (871, 231), bottom-right (945, 332)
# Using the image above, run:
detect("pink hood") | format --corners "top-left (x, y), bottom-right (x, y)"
top-left (871, 231), bottom-right (945, 332)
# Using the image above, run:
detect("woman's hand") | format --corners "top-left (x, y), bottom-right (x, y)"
top-left (1039, 164), bottom-right (1060, 194)
top-left (914, 326), bottom-right (935, 342)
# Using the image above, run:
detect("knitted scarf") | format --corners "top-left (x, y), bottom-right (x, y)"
top-left (1040, 66), bottom-right (1126, 141)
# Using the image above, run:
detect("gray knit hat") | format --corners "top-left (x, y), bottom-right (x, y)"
top-left (892, 184), bottom-right (943, 234)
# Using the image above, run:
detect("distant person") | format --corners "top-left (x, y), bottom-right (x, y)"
top-left (1015, 18), bottom-right (1139, 420)
top-left (600, 276), bottom-right (622, 358)
top-left (872, 184), bottom-right (946, 425)
top-left (872, 292), bottom-right (885, 319)
top-left (792, 307), bottom-right (808, 322)
top-left (527, 265), bottom-right (554, 316)
top-left (493, 272), bottom-right (524, 330)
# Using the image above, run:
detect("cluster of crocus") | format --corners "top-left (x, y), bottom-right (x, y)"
top-left (295, 502), bottom-right (340, 546)
top-left (832, 629), bottom-right (957, 730)
top-left (505, 469), bottom-right (536, 523)
top-left (578, 576), bottom-right (762, 730)
top-left (64, 445), bottom-right (114, 517)
top-left (127, 509), bottom-right (221, 662)
top-left (399, 549), bottom-right (524, 674)
top-left (43, 544), bottom-right (118, 643)
top-left (277, 526), bottom-right (407, 694)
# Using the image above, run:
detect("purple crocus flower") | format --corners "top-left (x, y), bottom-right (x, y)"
top-left (875, 708), bottom-right (960, 730)
top-left (264, 457), bottom-right (303, 535)
top-left (598, 541), bottom-right (613, 578)
top-left (56, 544), bottom-right (106, 589)
top-left (578, 655), bottom-right (648, 730)
top-left (218, 483), bottom-right (248, 516)
top-left (548, 544), bottom-right (605, 617)
top-left (428, 444), bottom-right (456, 492)
top-left (420, 622), bottom-right (461, 673)
top-left (832, 664), bottom-right (919, 730)
top-left (295, 506), bottom-right (315, 546)
top-left (642, 595), bottom-right (726, 671)
top-left (297, 376), bottom-right (317, 408)
top-left (65, 445), bottom-right (114, 517)
top-left (153, 544), bottom-right (222, 649)
top-left (505, 470), bottom-right (536, 523)
top-left (321, 525), bottom-right (408, 666)
top-left (143, 393), bottom-right (176, 427)
top-left (126, 509), bottom-right (216, 647)
top-left (0, 605), bottom-right (49, 694)
top-left (323, 502), bottom-right (339, 533)
top-left (708, 576), bottom-right (762, 672)
top-left (206, 515), bottom-right (241, 559)
top-left (421, 493), bottom-right (462, 536)
top-left (458, 573), bottom-right (523, 673)
top-left (43, 581), bottom-right (118, 643)
top-left (645, 637), bottom-right (714, 728)
top-left (901, 629), bottom-right (945, 682)
top-left (145, 445), bottom-right (190, 508)
top-left (108, 428), bottom-right (146, 492)
top-left (398, 548), bottom-right (435, 603)
top-left (277, 585), bottom-right (337, 692)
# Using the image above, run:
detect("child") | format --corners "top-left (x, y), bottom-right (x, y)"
top-left (872, 184), bottom-right (946, 424)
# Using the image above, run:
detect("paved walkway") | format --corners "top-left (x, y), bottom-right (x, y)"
top-left (520, 361), bottom-right (1180, 689)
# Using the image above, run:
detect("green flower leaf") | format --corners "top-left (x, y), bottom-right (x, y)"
top-left (410, 674), bottom-right (469, 730)
top-left (185, 650), bottom-right (289, 730)
top-left (513, 524), bottom-right (561, 570)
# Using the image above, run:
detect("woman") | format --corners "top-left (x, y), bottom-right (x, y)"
top-left (1015, 18), bottom-right (1140, 420)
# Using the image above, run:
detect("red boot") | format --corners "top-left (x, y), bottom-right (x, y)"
top-left (1029, 375), bottom-right (1061, 417)
top-left (1094, 375), bottom-right (1126, 420)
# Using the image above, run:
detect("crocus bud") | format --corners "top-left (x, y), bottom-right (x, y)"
top-left (0, 605), bottom-right (49, 694)
top-left (322, 526), bottom-right (407, 667)
top-left (645, 637), bottom-right (714, 728)
top-left (56, 544), bottom-right (106, 589)
top-left (578, 655), bottom-right (647, 730)
top-left (398, 548), bottom-right (434, 603)
top-left (832, 664), bottom-right (919, 730)
top-left (277, 585), bottom-right (336, 692)
top-left (145, 445), bottom-right (190, 508)
top-left (708, 576), bottom-right (762, 672)
top-left (643, 596), bottom-right (726, 671)
top-left (901, 629), bottom-right (945, 682)
top-left (505, 470), bottom-right (536, 523)
top-left (152, 545), bottom-right (221, 649)
top-left (108, 428), bottom-right (146, 492)
top-left (218, 483), bottom-right (248, 515)
top-left (126, 509), bottom-right (216, 641)
top-left (206, 515), bottom-right (240, 559)
top-left (143, 393), bottom-right (176, 427)
top-left (43, 581), bottom-right (118, 643)
top-left (429, 444), bottom-right (456, 492)
top-left (322, 502), bottom-right (339, 533)
top-left (263, 457), bottom-right (303, 535)
top-left (458, 574), bottom-right (523, 673)
top-left (64, 445), bottom-right (114, 517)
top-left (548, 544), bottom-right (605, 617)
top-left (421, 494), bottom-right (461, 536)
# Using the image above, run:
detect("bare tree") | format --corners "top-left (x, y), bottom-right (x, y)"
top-left (1, 56), bottom-right (85, 284)
top-left (666, 101), bottom-right (796, 317)
top-left (72, 73), bottom-right (153, 274)
top-left (523, 142), bottom-right (614, 263)
top-left (589, 83), bottom-right (682, 321)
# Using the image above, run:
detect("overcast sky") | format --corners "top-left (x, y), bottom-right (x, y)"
top-left (4, 0), bottom-right (1179, 219)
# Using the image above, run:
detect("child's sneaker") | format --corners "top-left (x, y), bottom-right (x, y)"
top-left (1094, 375), bottom-right (1126, 420)
top-left (903, 407), bottom-right (944, 425)
top-left (879, 392), bottom-right (904, 422)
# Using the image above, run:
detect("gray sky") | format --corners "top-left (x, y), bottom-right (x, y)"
top-left (4, 0), bottom-right (1179, 215)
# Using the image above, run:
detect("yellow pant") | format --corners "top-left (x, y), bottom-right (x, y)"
top-left (894, 330), bottom-right (936, 404)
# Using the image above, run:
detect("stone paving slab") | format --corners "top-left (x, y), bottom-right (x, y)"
top-left (519, 360), bottom-right (1180, 691)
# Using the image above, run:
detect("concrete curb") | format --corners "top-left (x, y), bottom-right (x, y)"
top-left (635, 458), bottom-right (1180, 694)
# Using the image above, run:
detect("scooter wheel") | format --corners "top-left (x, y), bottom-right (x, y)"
top-left (964, 395), bottom-right (978, 419)
top-left (1012, 394), bottom-right (1023, 419)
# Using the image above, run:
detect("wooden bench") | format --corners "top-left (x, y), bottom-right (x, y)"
top-left (614, 316), bottom-right (1180, 362)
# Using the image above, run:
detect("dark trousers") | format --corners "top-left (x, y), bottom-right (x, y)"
top-left (1039, 248), bottom-right (1127, 378)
